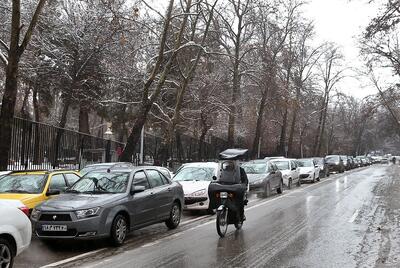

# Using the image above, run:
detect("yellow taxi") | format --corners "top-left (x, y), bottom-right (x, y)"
top-left (0, 170), bottom-right (81, 211)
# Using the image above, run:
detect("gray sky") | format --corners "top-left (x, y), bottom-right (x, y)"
top-left (149, 0), bottom-right (385, 98)
top-left (305, 0), bottom-right (382, 98)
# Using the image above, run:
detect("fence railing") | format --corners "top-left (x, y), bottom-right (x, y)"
top-left (8, 118), bottom-right (229, 171)
top-left (9, 117), bottom-right (124, 170)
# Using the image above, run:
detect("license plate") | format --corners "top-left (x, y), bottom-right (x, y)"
top-left (42, 225), bottom-right (67, 232)
top-left (220, 192), bottom-right (228, 198)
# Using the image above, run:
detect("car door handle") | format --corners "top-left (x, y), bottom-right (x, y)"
top-left (167, 187), bottom-right (172, 192)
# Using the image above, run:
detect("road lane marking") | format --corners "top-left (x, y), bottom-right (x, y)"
top-left (41, 249), bottom-right (104, 268)
top-left (349, 209), bottom-right (360, 223)
top-left (180, 215), bottom-right (210, 226)
top-left (42, 167), bottom-right (371, 268)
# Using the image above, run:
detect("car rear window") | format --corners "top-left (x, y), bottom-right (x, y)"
top-left (173, 167), bottom-right (215, 181)
top-left (0, 174), bottom-right (47, 194)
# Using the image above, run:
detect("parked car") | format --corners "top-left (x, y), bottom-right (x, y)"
top-left (0, 199), bottom-right (30, 217)
top-left (314, 157), bottom-right (329, 178)
top-left (0, 205), bottom-right (32, 268)
top-left (325, 155), bottom-right (345, 173)
top-left (297, 158), bottom-right (320, 183)
top-left (353, 158), bottom-right (362, 167)
top-left (356, 156), bottom-right (367, 166)
top-left (173, 162), bottom-right (217, 213)
top-left (242, 160), bottom-right (283, 197)
top-left (32, 167), bottom-right (184, 246)
top-left (0, 170), bottom-right (81, 212)
top-left (347, 156), bottom-right (354, 169)
top-left (79, 162), bottom-right (134, 176)
top-left (340, 155), bottom-right (351, 170)
top-left (270, 158), bottom-right (300, 189)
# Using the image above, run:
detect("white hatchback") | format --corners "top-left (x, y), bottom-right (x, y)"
top-left (297, 158), bottom-right (320, 183)
top-left (173, 162), bottom-right (218, 213)
top-left (0, 204), bottom-right (32, 268)
top-left (271, 158), bottom-right (301, 189)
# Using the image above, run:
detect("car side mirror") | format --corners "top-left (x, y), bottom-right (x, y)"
top-left (212, 175), bottom-right (217, 181)
top-left (315, 165), bottom-right (319, 168)
top-left (130, 185), bottom-right (146, 195)
top-left (291, 167), bottom-right (296, 171)
top-left (46, 189), bottom-right (61, 196)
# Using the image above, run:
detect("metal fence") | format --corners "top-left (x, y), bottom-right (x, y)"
top-left (141, 132), bottom-right (229, 167)
top-left (8, 118), bottom-right (229, 171)
top-left (9, 117), bottom-right (124, 170)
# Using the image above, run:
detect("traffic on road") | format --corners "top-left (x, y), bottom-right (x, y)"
top-left (0, 153), bottom-right (392, 268)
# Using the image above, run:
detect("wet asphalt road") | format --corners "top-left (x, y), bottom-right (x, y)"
top-left (15, 164), bottom-right (400, 268)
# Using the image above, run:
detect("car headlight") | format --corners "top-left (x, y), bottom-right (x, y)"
top-left (75, 207), bottom-right (100, 219)
top-left (252, 179), bottom-right (264, 185)
top-left (31, 208), bottom-right (41, 220)
top-left (191, 189), bottom-right (206, 197)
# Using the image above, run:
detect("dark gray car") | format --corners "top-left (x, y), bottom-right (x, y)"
top-left (31, 167), bottom-right (184, 246)
top-left (241, 160), bottom-right (283, 197)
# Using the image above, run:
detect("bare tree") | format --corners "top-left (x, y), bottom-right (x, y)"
top-left (313, 44), bottom-right (346, 156)
top-left (0, 0), bottom-right (47, 170)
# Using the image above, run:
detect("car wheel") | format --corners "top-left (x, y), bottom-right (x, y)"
top-left (296, 178), bottom-right (301, 187)
top-left (277, 180), bottom-right (283, 194)
top-left (165, 202), bottom-right (181, 229)
top-left (288, 178), bottom-right (292, 189)
top-left (0, 238), bottom-right (14, 268)
top-left (263, 182), bottom-right (271, 198)
top-left (110, 214), bottom-right (128, 246)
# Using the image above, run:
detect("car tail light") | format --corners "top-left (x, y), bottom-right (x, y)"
top-left (18, 206), bottom-right (30, 217)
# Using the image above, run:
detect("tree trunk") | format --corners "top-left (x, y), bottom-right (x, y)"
top-left (20, 87), bottom-right (31, 119)
top-left (287, 86), bottom-right (301, 156)
top-left (251, 92), bottom-right (267, 158)
top-left (0, 0), bottom-right (47, 170)
top-left (313, 95), bottom-right (326, 155)
top-left (52, 100), bottom-right (70, 167)
top-left (316, 96), bottom-right (329, 156)
top-left (198, 128), bottom-right (208, 161)
top-left (277, 106), bottom-right (288, 156)
top-left (287, 107), bottom-right (298, 157)
top-left (0, 52), bottom-right (19, 171)
top-left (32, 87), bottom-right (43, 165)
top-left (79, 104), bottom-right (90, 134)
top-left (120, 103), bottom-right (151, 162)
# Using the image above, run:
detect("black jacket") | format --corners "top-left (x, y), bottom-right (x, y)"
top-left (240, 167), bottom-right (248, 185)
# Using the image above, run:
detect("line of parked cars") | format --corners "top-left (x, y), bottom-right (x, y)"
top-left (0, 155), bottom-right (378, 267)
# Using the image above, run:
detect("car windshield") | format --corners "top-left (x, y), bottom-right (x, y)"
top-left (69, 172), bottom-right (130, 194)
top-left (80, 165), bottom-right (112, 176)
top-left (242, 163), bottom-right (267, 174)
top-left (297, 159), bottom-right (313, 167)
top-left (173, 167), bottom-right (215, 181)
top-left (0, 174), bottom-right (47, 194)
top-left (272, 161), bottom-right (290, 171)
top-left (326, 156), bottom-right (339, 163)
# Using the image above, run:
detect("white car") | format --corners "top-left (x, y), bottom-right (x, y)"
top-left (0, 199), bottom-right (30, 216)
top-left (173, 162), bottom-right (218, 213)
top-left (0, 205), bottom-right (32, 268)
top-left (297, 158), bottom-right (320, 183)
top-left (271, 158), bottom-right (301, 189)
